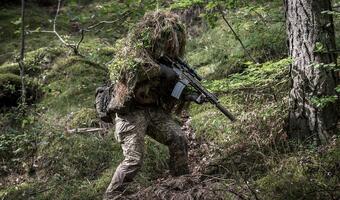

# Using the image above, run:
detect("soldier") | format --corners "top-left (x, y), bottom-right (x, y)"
top-left (103, 11), bottom-right (204, 200)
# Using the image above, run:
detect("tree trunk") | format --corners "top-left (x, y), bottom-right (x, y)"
top-left (19, 0), bottom-right (26, 107)
top-left (285, 0), bottom-right (339, 143)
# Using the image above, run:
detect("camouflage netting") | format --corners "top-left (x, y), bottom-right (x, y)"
top-left (108, 11), bottom-right (187, 106)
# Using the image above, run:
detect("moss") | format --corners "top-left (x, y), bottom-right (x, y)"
top-left (0, 47), bottom-right (64, 77)
top-left (0, 182), bottom-right (40, 200)
top-left (24, 47), bottom-right (66, 75)
top-left (40, 55), bottom-right (107, 114)
top-left (37, 131), bottom-right (120, 178)
top-left (255, 157), bottom-right (309, 200)
top-left (14, 126), bottom-right (170, 199)
top-left (69, 108), bottom-right (99, 128)
top-left (0, 63), bottom-right (19, 75)
top-left (0, 73), bottom-right (21, 86)
top-left (203, 58), bottom-right (291, 94)
top-left (189, 95), bottom-right (240, 142)
top-left (256, 147), bottom-right (340, 200)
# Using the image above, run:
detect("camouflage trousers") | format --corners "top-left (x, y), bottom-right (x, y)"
top-left (105, 108), bottom-right (189, 197)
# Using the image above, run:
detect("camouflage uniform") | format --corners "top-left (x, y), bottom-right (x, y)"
top-left (103, 10), bottom-right (193, 200)
top-left (104, 107), bottom-right (189, 198)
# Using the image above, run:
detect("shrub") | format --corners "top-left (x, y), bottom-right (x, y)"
top-left (0, 73), bottom-right (21, 106)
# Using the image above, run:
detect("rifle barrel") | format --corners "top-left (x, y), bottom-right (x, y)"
top-left (215, 102), bottom-right (236, 121)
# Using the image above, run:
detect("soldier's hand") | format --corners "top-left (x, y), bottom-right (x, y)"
top-left (185, 93), bottom-right (207, 104)
top-left (194, 94), bottom-right (208, 104)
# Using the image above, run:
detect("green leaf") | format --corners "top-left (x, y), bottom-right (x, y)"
top-left (335, 85), bottom-right (340, 93)
top-left (311, 95), bottom-right (337, 108)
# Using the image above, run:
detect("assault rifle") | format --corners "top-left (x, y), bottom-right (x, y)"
top-left (161, 56), bottom-right (236, 122)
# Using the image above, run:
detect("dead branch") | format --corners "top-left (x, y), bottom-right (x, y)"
top-left (217, 5), bottom-right (258, 64)
top-left (85, 11), bottom-right (130, 31)
top-left (27, 5), bottom-right (131, 56)
top-left (27, 0), bottom-right (81, 55)
top-left (51, 0), bottom-right (80, 55)
top-left (66, 127), bottom-right (105, 134)
top-left (76, 29), bottom-right (85, 51)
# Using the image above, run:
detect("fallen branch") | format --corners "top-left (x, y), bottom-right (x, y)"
top-left (66, 127), bottom-right (105, 134)
top-left (217, 5), bottom-right (258, 64)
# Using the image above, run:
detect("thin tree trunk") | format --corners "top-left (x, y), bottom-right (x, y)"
top-left (19, 0), bottom-right (26, 107)
top-left (285, 0), bottom-right (339, 143)
top-left (218, 6), bottom-right (258, 64)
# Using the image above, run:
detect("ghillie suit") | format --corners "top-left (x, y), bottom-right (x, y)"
top-left (108, 10), bottom-right (187, 113)
top-left (104, 11), bottom-right (192, 200)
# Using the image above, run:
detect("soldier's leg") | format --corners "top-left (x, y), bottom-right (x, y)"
top-left (146, 108), bottom-right (189, 176)
top-left (105, 110), bottom-right (147, 198)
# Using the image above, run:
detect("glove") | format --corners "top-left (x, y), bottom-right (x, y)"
top-left (195, 94), bottom-right (207, 104)
top-left (185, 93), bottom-right (207, 104)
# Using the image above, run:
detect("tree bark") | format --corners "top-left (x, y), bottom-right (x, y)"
top-left (285, 0), bottom-right (339, 143)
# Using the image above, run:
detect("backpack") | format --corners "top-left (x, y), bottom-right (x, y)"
top-left (95, 84), bottom-right (114, 123)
